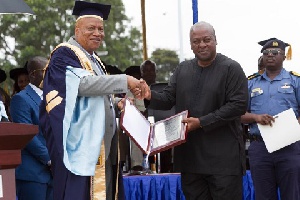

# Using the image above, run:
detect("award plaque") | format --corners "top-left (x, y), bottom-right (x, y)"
top-left (120, 99), bottom-right (188, 155)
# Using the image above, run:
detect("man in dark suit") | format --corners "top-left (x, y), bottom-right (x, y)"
top-left (10, 56), bottom-right (52, 200)
top-left (142, 21), bottom-right (248, 200)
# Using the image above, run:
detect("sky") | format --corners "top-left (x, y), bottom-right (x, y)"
top-left (123, 0), bottom-right (300, 76)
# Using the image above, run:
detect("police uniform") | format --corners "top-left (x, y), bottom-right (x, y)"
top-left (247, 38), bottom-right (300, 200)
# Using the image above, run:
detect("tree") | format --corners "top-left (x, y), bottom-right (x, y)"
top-left (150, 48), bottom-right (179, 82)
top-left (0, 0), bottom-right (75, 71)
top-left (0, 0), bottom-right (143, 74)
top-left (99, 0), bottom-right (143, 70)
top-left (0, 0), bottom-right (76, 91)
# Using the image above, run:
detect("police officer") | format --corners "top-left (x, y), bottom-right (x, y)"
top-left (241, 38), bottom-right (300, 200)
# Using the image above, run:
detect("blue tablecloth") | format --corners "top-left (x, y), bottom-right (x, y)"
top-left (243, 171), bottom-right (255, 200)
top-left (123, 171), bottom-right (256, 200)
top-left (123, 173), bottom-right (185, 200)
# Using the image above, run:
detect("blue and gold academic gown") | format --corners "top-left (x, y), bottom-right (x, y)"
top-left (40, 38), bottom-right (127, 200)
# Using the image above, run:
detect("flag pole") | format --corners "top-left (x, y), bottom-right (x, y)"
top-left (141, 0), bottom-right (148, 60)
top-left (178, 0), bottom-right (184, 62)
top-left (192, 0), bottom-right (198, 24)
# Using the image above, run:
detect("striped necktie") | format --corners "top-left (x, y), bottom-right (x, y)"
top-left (90, 55), bottom-right (105, 75)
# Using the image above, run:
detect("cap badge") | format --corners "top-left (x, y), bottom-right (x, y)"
top-left (272, 41), bottom-right (279, 47)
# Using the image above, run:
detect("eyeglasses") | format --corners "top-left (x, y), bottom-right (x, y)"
top-left (262, 49), bottom-right (283, 56)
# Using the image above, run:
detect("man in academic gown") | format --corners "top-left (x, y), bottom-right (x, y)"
top-left (39, 1), bottom-right (143, 200)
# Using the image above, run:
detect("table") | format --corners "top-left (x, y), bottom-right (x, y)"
top-left (123, 171), bottom-right (256, 200)
top-left (123, 173), bottom-right (185, 200)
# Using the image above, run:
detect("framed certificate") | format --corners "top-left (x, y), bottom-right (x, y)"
top-left (120, 99), bottom-right (188, 155)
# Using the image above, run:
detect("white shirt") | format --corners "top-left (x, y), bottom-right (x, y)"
top-left (29, 83), bottom-right (43, 100)
top-left (0, 100), bottom-right (8, 121)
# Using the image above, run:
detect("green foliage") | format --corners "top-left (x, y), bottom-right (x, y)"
top-left (0, 0), bottom-right (75, 69)
top-left (0, 0), bottom-right (143, 75)
top-left (99, 0), bottom-right (143, 71)
top-left (0, 0), bottom-right (76, 92)
top-left (150, 48), bottom-right (179, 82)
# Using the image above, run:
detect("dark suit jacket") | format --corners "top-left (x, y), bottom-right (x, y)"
top-left (10, 84), bottom-right (51, 183)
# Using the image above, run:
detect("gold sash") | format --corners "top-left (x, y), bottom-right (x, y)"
top-left (92, 135), bottom-right (121, 200)
top-left (91, 141), bottom-right (106, 200)
top-left (114, 131), bottom-right (121, 200)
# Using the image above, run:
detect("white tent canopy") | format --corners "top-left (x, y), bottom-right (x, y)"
top-left (0, 0), bottom-right (34, 15)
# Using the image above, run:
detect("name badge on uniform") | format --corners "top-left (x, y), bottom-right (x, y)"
top-left (251, 88), bottom-right (263, 97)
top-left (281, 83), bottom-right (290, 89)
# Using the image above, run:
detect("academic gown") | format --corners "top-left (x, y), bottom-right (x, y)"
top-left (40, 38), bottom-right (127, 200)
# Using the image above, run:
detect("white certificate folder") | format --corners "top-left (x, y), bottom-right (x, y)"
top-left (120, 99), bottom-right (188, 155)
top-left (258, 108), bottom-right (300, 153)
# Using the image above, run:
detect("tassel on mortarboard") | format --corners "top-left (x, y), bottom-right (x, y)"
top-left (286, 45), bottom-right (292, 60)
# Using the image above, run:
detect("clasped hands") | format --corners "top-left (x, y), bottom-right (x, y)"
top-left (126, 76), bottom-right (202, 133)
top-left (127, 76), bottom-right (150, 100)
top-left (118, 76), bottom-right (149, 113)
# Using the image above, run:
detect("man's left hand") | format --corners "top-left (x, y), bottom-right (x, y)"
top-left (117, 97), bottom-right (134, 111)
top-left (182, 117), bottom-right (201, 132)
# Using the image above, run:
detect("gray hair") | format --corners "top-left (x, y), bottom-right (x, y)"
top-left (190, 21), bottom-right (216, 39)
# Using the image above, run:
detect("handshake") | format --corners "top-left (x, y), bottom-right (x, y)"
top-left (127, 76), bottom-right (151, 100)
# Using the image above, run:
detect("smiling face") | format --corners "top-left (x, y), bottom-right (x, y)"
top-left (75, 17), bottom-right (105, 54)
top-left (190, 23), bottom-right (217, 67)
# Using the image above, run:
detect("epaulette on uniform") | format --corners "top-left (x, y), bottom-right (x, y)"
top-left (247, 72), bottom-right (260, 80)
top-left (290, 71), bottom-right (300, 77)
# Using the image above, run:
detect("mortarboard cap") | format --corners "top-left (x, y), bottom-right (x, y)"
top-left (124, 66), bottom-right (141, 75)
top-left (9, 61), bottom-right (29, 81)
top-left (259, 38), bottom-right (292, 60)
top-left (72, 1), bottom-right (111, 21)
top-left (0, 69), bottom-right (7, 83)
top-left (106, 65), bottom-right (123, 75)
top-left (9, 67), bottom-right (28, 81)
top-left (124, 65), bottom-right (141, 79)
